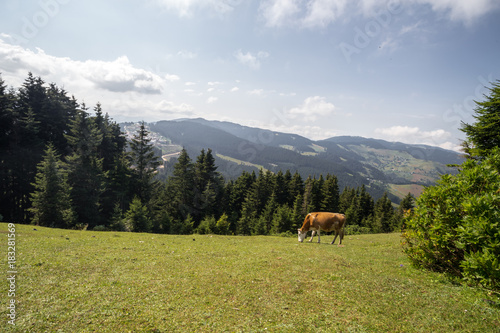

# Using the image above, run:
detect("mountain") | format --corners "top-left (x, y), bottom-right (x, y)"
top-left (139, 118), bottom-right (463, 202)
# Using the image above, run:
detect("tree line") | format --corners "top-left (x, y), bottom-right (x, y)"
top-left (0, 73), bottom-right (410, 235)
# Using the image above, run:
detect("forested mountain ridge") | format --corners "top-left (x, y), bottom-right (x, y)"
top-left (145, 118), bottom-right (463, 202)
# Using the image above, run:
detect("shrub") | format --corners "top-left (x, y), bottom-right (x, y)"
top-left (402, 148), bottom-right (500, 290)
top-left (216, 213), bottom-right (230, 235)
top-left (345, 224), bottom-right (372, 235)
top-left (197, 216), bottom-right (217, 234)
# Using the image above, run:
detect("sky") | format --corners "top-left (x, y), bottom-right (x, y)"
top-left (1, 0), bottom-right (499, 151)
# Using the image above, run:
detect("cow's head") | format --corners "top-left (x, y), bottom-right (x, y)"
top-left (298, 229), bottom-right (307, 242)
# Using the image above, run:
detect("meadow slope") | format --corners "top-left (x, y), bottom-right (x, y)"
top-left (1, 223), bottom-right (499, 332)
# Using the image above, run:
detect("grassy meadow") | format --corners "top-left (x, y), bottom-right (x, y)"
top-left (1, 223), bottom-right (499, 332)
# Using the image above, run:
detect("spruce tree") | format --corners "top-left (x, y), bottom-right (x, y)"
top-left (123, 197), bottom-right (152, 233)
top-left (374, 192), bottom-right (395, 233)
top-left (272, 205), bottom-right (293, 234)
top-left (193, 148), bottom-right (223, 220)
top-left (320, 174), bottom-right (339, 212)
top-left (255, 192), bottom-right (277, 235)
top-left (29, 143), bottom-right (74, 228)
top-left (461, 80), bottom-right (500, 158)
top-left (129, 121), bottom-right (161, 205)
top-left (291, 193), bottom-right (305, 230)
top-left (65, 108), bottom-right (104, 228)
top-left (170, 148), bottom-right (195, 221)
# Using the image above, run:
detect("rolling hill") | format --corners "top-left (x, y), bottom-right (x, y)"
top-left (133, 118), bottom-right (463, 202)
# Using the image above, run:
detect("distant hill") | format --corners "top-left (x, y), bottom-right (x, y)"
top-left (140, 118), bottom-right (463, 202)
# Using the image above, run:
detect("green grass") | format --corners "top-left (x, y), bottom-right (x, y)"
top-left (2, 223), bottom-right (499, 332)
top-left (216, 153), bottom-right (267, 171)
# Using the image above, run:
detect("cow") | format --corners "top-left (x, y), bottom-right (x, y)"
top-left (298, 212), bottom-right (346, 245)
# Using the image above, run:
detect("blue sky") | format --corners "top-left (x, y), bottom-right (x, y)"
top-left (1, 0), bottom-right (499, 150)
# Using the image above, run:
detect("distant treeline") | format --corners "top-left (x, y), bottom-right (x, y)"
top-left (0, 73), bottom-right (412, 234)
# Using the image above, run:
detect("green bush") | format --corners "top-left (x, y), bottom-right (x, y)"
top-left (196, 216), bottom-right (217, 234)
top-left (403, 148), bottom-right (500, 291)
top-left (345, 224), bottom-right (372, 235)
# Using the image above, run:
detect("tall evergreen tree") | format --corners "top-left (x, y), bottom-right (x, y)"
top-left (255, 192), bottom-right (277, 235)
top-left (374, 192), bottom-right (395, 233)
top-left (291, 193), bottom-right (305, 230)
top-left (273, 170), bottom-right (288, 206)
top-left (129, 121), bottom-right (161, 205)
top-left (29, 143), bottom-right (74, 228)
top-left (65, 109), bottom-right (104, 228)
top-left (170, 148), bottom-right (195, 221)
top-left (320, 173), bottom-right (339, 212)
top-left (272, 205), bottom-right (293, 234)
top-left (288, 171), bottom-right (304, 206)
top-left (123, 197), bottom-right (152, 233)
top-left (302, 176), bottom-right (314, 214)
top-left (193, 148), bottom-right (224, 221)
top-left (461, 80), bottom-right (500, 158)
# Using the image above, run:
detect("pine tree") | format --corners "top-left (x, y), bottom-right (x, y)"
top-left (288, 171), bottom-right (304, 206)
top-left (129, 121), bottom-right (161, 205)
top-left (374, 192), bottom-right (395, 233)
top-left (123, 197), bottom-right (152, 233)
top-left (320, 173), bottom-right (339, 212)
top-left (65, 108), bottom-right (105, 228)
top-left (272, 205), bottom-right (293, 234)
top-left (29, 143), bottom-right (74, 228)
top-left (237, 192), bottom-right (258, 235)
top-left (273, 170), bottom-right (288, 206)
top-left (170, 148), bottom-right (195, 221)
top-left (291, 193), bottom-right (305, 230)
top-left (193, 148), bottom-right (223, 221)
top-left (399, 192), bottom-right (415, 212)
top-left (302, 176), bottom-right (314, 214)
top-left (461, 80), bottom-right (500, 158)
top-left (358, 185), bottom-right (374, 227)
top-left (254, 192), bottom-right (277, 235)
top-left (310, 175), bottom-right (324, 212)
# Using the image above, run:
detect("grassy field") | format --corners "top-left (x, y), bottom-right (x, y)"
top-left (2, 223), bottom-right (499, 332)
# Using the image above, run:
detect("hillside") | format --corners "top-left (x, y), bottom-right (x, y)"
top-left (139, 118), bottom-right (463, 202)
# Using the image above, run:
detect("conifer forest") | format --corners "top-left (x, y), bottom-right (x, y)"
top-left (0, 73), bottom-right (410, 235)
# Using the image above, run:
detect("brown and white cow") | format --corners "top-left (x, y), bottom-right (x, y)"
top-left (298, 212), bottom-right (346, 245)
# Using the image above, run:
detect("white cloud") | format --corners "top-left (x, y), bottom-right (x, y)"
top-left (206, 96), bottom-right (218, 104)
top-left (374, 125), bottom-right (460, 150)
top-left (302, 0), bottom-right (348, 28)
top-left (152, 0), bottom-right (240, 17)
top-left (0, 39), bottom-right (166, 94)
top-left (248, 89), bottom-right (265, 96)
top-left (259, 0), bottom-right (499, 29)
top-left (164, 73), bottom-right (180, 82)
top-left (287, 96), bottom-right (336, 121)
top-left (177, 50), bottom-right (197, 59)
top-left (109, 98), bottom-right (195, 121)
top-left (259, 0), bottom-right (302, 27)
top-left (234, 50), bottom-right (269, 70)
top-left (414, 0), bottom-right (500, 25)
top-left (230, 86), bottom-right (239, 92)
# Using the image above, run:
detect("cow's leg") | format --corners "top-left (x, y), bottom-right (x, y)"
top-left (317, 230), bottom-right (321, 243)
top-left (338, 229), bottom-right (344, 247)
top-left (331, 231), bottom-right (338, 245)
top-left (308, 230), bottom-right (316, 242)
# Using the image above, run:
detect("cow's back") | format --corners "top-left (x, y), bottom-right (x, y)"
top-left (310, 212), bottom-right (345, 232)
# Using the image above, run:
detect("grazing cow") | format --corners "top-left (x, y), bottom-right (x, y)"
top-left (298, 212), bottom-right (346, 245)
